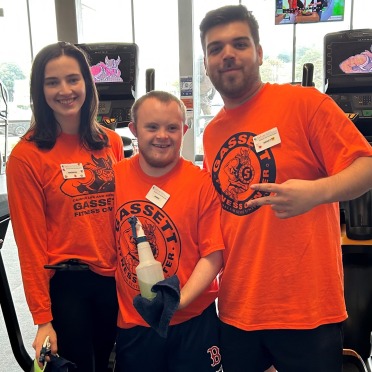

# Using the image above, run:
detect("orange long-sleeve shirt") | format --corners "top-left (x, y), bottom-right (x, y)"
top-left (6, 127), bottom-right (123, 325)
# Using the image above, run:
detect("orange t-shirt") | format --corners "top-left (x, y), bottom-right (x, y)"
top-left (203, 83), bottom-right (372, 331)
top-left (114, 156), bottom-right (224, 329)
top-left (6, 127), bottom-right (123, 324)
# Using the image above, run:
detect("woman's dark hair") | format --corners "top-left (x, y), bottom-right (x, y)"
top-left (199, 5), bottom-right (260, 53)
top-left (28, 41), bottom-right (108, 150)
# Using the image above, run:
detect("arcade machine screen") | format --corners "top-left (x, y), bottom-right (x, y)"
top-left (77, 42), bottom-right (138, 128)
top-left (324, 29), bottom-right (372, 127)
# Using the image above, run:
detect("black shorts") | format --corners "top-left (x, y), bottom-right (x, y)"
top-left (220, 320), bottom-right (344, 372)
top-left (115, 302), bottom-right (222, 372)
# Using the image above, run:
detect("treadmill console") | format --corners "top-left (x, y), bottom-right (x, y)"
top-left (328, 93), bottom-right (372, 119)
top-left (324, 29), bottom-right (372, 133)
top-left (324, 29), bottom-right (372, 93)
top-left (97, 100), bottom-right (132, 125)
top-left (76, 42), bottom-right (138, 127)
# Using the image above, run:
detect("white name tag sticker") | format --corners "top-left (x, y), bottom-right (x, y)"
top-left (146, 185), bottom-right (170, 208)
top-left (253, 127), bottom-right (281, 153)
top-left (60, 163), bottom-right (85, 179)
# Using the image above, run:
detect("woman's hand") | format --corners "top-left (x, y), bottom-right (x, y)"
top-left (32, 322), bottom-right (57, 368)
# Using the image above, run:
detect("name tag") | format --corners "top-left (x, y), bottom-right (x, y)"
top-left (253, 127), bottom-right (281, 153)
top-left (146, 185), bottom-right (170, 208)
top-left (60, 163), bottom-right (85, 179)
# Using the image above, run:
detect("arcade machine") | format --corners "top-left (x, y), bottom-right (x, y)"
top-left (324, 29), bottom-right (372, 368)
top-left (76, 42), bottom-right (139, 157)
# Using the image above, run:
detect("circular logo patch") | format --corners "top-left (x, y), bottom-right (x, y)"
top-left (211, 132), bottom-right (276, 216)
top-left (115, 200), bottom-right (181, 290)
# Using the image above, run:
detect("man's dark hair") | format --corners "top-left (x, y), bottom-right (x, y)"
top-left (199, 5), bottom-right (260, 53)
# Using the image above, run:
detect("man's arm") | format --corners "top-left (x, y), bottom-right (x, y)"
top-left (178, 250), bottom-right (223, 310)
top-left (246, 156), bottom-right (372, 219)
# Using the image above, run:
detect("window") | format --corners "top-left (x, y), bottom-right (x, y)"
top-left (0, 0), bottom-right (57, 169)
top-left (193, 1), bottom-right (239, 158)
top-left (132, 0), bottom-right (179, 98)
top-left (79, 0), bottom-right (133, 43)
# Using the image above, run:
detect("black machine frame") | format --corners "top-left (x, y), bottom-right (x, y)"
top-left (324, 29), bottom-right (372, 370)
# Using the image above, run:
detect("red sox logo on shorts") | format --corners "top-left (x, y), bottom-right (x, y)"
top-left (208, 345), bottom-right (222, 370)
top-left (211, 131), bottom-right (276, 216)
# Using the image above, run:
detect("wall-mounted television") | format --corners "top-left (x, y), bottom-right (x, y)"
top-left (76, 42), bottom-right (138, 100)
top-left (275, 0), bottom-right (345, 25)
top-left (324, 29), bottom-right (372, 92)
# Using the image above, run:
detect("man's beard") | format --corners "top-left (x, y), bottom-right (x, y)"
top-left (215, 75), bottom-right (250, 99)
top-left (208, 60), bottom-right (261, 100)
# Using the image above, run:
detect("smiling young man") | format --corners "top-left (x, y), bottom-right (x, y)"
top-left (199, 5), bottom-right (372, 372)
top-left (113, 90), bottom-right (224, 372)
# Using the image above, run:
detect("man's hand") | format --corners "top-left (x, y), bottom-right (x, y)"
top-left (246, 179), bottom-right (321, 219)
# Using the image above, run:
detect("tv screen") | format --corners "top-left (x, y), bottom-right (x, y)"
top-left (324, 29), bottom-right (372, 91)
top-left (76, 42), bottom-right (138, 99)
top-left (275, 0), bottom-right (345, 25)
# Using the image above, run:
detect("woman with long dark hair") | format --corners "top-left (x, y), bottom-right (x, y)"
top-left (6, 42), bottom-right (124, 372)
